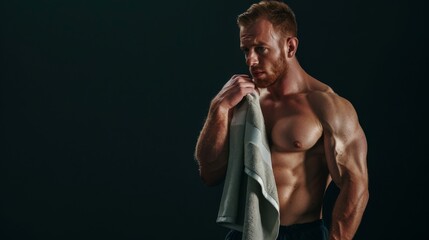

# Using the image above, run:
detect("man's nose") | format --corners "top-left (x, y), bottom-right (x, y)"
top-left (246, 50), bottom-right (258, 66)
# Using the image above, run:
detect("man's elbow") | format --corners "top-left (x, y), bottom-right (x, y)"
top-left (199, 166), bottom-right (224, 187)
top-left (352, 178), bottom-right (370, 207)
top-left (361, 184), bottom-right (369, 206)
top-left (358, 174), bottom-right (369, 203)
top-left (337, 173), bottom-right (369, 204)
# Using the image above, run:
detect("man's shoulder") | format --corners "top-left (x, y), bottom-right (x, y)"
top-left (306, 88), bottom-right (346, 107)
top-left (307, 89), bottom-right (357, 127)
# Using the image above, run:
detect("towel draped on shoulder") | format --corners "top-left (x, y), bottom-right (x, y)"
top-left (216, 93), bottom-right (280, 240)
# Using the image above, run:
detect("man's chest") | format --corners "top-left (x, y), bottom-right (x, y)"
top-left (261, 95), bottom-right (323, 152)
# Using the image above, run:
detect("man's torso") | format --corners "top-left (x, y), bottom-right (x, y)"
top-left (260, 89), bottom-right (331, 225)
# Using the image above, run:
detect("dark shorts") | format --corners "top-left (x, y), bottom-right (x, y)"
top-left (224, 219), bottom-right (328, 240)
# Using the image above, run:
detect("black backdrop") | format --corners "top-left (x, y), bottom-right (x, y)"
top-left (1, 0), bottom-right (428, 239)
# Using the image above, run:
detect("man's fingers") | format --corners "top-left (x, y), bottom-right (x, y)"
top-left (231, 74), bottom-right (251, 79)
top-left (216, 74), bottom-right (257, 109)
top-left (224, 78), bottom-right (254, 89)
top-left (233, 76), bottom-right (252, 82)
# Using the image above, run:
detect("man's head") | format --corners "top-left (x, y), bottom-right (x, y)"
top-left (238, 1), bottom-right (298, 88)
top-left (237, 0), bottom-right (297, 39)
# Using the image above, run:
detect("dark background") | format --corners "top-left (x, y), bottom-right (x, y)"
top-left (1, 0), bottom-right (428, 239)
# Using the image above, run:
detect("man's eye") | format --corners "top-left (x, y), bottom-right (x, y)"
top-left (256, 47), bottom-right (267, 54)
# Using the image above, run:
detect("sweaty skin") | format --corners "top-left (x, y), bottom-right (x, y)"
top-left (261, 88), bottom-right (330, 225)
top-left (195, 17), bottom-right (368, 240)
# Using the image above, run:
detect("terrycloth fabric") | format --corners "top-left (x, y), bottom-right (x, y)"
top-left (216, 92), bottom-right (280, 240)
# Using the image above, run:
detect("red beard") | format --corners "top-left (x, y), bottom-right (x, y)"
top-left (252, 54), bottom-right (288, 88)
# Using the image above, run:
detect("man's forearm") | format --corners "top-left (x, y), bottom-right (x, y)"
top-left (329, 180), bottom-right (369, 240)
top-left (194, 101), bottom-right (230, 185)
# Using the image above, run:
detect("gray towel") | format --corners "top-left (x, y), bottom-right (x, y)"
top-left (216, 93), bottom-right (280, 240)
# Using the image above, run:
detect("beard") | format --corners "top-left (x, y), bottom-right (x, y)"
top-left (252, 54), bottom-right (288, 88)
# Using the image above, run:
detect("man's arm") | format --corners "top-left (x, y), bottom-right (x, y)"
top-left (194, 75), bottom-right (256, 186)
top-left (311, 92), bottom-right (369, 240)
top-left (194, 100), bottom-right (230, 186)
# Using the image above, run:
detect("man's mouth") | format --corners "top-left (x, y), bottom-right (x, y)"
top-left (251, 69), bottom-right (265, 77)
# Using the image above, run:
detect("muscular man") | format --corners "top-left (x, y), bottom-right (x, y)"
top-left (194, 1), bottom-right (369, 239)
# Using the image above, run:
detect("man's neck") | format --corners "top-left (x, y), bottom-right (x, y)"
top-left (267, 58), bottom-right (310, 98)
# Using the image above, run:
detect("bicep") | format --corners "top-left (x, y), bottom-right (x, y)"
top-left (323, 115), bottom-right (368, 188)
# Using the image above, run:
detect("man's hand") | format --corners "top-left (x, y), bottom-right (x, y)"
top-left (195, 74), bottom-right (255, 185)
top-left (212, 74), bottom-right (256, 111)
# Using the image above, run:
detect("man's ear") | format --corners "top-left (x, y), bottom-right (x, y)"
top-left (286, 37), bottom-right (299, 58)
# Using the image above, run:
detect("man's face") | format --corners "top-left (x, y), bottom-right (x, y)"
top-left (239, 18), bottom-right (288, 88)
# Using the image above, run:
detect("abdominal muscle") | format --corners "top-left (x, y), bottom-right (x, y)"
top-left (260, 90), bottom-right (332, 225)
top-left (271, 140), bottom-right (330, 226)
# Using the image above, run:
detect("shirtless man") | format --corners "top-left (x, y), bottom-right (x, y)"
top-left (194, 1), bottom-right (369, 239)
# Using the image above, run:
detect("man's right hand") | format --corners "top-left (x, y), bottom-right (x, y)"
top-left (212, 74), bottom-right (256, 112)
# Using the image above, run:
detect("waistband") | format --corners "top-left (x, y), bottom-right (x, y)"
top-left (279, 219), bottom-right (325, 232)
